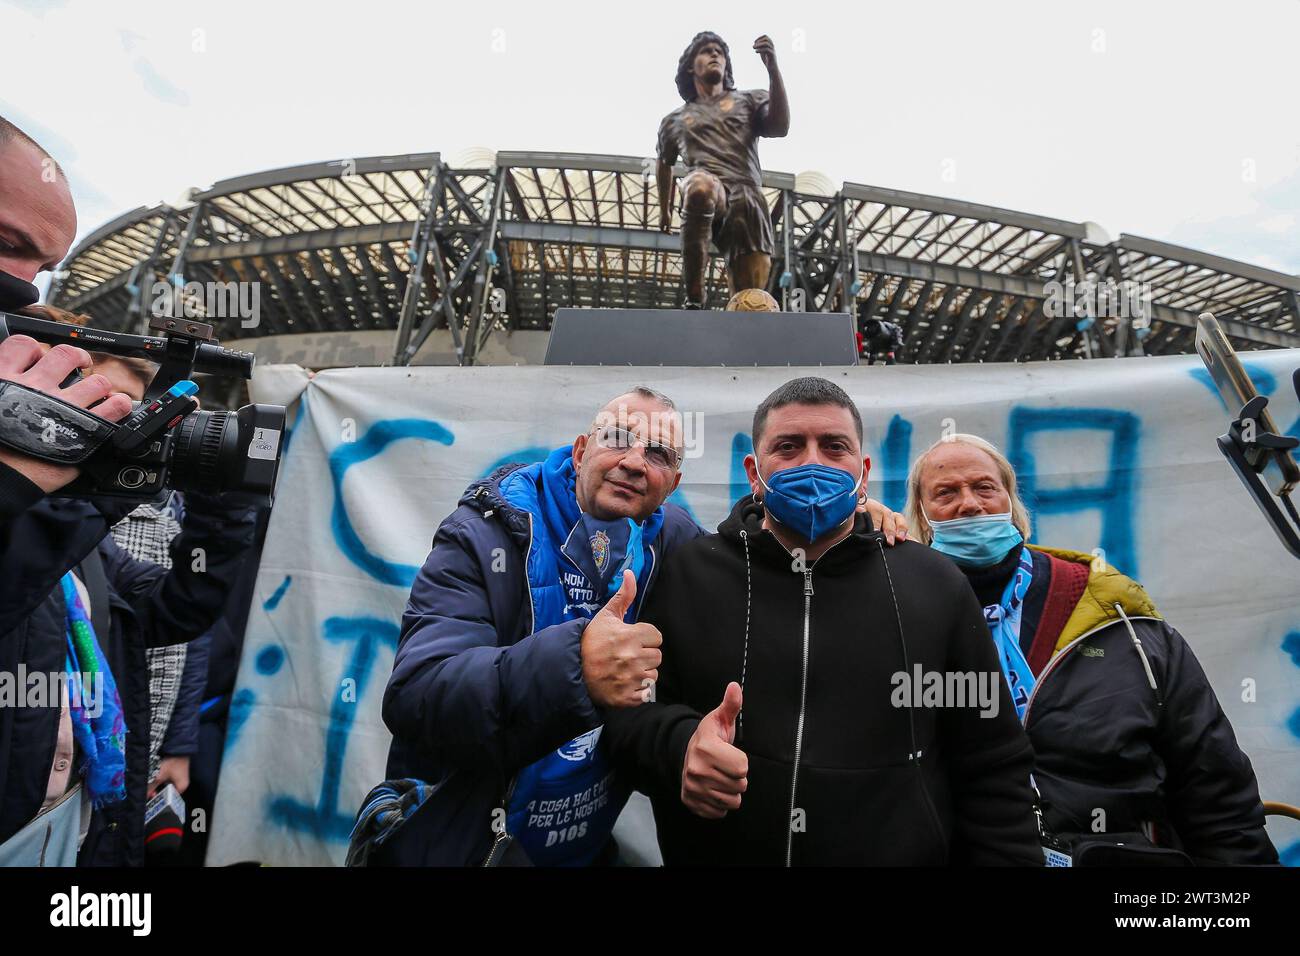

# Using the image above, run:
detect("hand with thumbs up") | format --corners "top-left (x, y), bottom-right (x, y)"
top-left (580, 569), bottom-right (663, 709)
top-left (681, 682), bottom-right (748, 819)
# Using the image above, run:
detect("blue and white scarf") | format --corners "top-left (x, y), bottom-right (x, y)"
top-left (983, 548), bottom-right (1036, 722)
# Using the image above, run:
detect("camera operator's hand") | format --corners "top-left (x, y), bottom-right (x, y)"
top-left (0, 334), bottom-right (133, 493)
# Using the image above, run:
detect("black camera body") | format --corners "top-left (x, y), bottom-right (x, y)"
top-left (74, 400), bottom-right (284, 501)
top-left (0, 311), bottom-right (284, 504)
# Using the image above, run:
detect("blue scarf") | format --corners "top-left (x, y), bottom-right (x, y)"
top-left (539, 446), bottom-right (664, 614)
top-left (982, 548), bottom-right (1036, 722)
top-left (505, 447), bottom-right (663, 866)
top-left (61, 573), bottom-right (127, 808)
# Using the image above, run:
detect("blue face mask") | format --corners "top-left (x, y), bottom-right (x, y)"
top-left (757, 462), bottom-right (863, 543)
top-left (926, 511), bottom-right (1023, 568)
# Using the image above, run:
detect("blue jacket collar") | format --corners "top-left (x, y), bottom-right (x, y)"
top-left (463, 446), bottom-right (669, 551)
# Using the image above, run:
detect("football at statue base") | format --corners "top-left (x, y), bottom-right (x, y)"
top-left (725, 288), bottom-right (780, 312)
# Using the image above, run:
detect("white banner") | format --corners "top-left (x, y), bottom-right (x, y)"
top-left (208, 352), bottom-right (1300, 866)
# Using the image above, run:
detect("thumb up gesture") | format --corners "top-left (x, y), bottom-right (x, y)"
top-left (681, 682), bottom-right (748, 819)
top-left (580, 570), bottom-right (663, 709)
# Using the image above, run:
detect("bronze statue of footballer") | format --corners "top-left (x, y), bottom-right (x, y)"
top-left (656, 31), bottom-right (790, 308)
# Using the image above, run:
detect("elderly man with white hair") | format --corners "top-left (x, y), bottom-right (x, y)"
top-left (884, 433), bottom-right (1278, 865)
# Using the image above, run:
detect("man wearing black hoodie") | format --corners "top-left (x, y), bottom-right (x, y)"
top-left (604, 377), bottom-right (1043, 865)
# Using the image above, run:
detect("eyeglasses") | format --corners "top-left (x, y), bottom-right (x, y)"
top-left (591, 425), bottom-right (681, 472)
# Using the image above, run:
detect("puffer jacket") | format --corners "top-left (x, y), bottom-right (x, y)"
top-left (373, 453), bottom-right (701, 865)
top-left (1014, 544), bottom-right (1278, 864)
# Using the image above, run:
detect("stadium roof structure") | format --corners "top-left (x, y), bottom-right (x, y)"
top-left (50, 150), bottom-right (1300, 365)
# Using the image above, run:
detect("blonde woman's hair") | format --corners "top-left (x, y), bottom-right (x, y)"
top-left (904, 433), bottom-right (1032, 545)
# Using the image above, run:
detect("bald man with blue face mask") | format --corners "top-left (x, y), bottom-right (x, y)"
top-left (899, 433), bottom-right (1277, 866)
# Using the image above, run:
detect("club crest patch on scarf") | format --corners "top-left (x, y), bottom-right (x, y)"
top-left (590, 530), bottom-right (611, 576)
top-left (557, 726), bottom-right (603, 762)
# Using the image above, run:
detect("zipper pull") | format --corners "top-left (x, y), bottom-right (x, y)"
top-left (803, 570), bottom-right (814, 596)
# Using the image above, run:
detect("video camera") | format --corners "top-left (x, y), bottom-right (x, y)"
top-left (0, 311), bottom-right (284, 504)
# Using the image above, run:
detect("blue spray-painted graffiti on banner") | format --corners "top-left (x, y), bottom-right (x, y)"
top-left (262, 575), bottom-right (292, 611)
top-left (730, 433), bottom-right (754, 505)
top-left (481, 448), bottom-right (552, 479)
top-left (256, 645), bottom-right (285, 675)
top-left (1189, 362), bottom-right (1300, 439)
top-left (330, 418), bottom-right (455, 588)
top-left (269, 615), bottom-right (401, 840)
top-left (225, 688), bottom-right (256, 751)
top-left (1282, 630), bottom-right (1300, 867)
top-left (1009, 407), bottom-right (1140, 578)
top-left (1287, 632), bottom-right (1300, 744)
top-left (878, 414), bottom-right (914, 514)
top-left (247, 417), bottom-right (452, 840)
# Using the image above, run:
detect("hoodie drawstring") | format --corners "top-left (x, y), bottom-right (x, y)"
top-left (876, 540), bottom-right (922, 763)
top-left (738, 529), bottom-right (751, 743)
top-left (1114, 603), bottom-right (1162, 707)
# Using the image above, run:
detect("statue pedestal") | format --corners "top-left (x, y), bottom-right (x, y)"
top-left (545, 308), bottom-right (858, 367)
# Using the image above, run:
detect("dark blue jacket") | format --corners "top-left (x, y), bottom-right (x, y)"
top-left (374, 459), bottom-right (701, 866)
top-left (0, 469), bottom-right (258, 865)
top-left (160, 632), bottom-right (209, 757)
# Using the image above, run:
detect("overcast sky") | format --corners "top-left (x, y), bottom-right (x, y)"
top-left (4, 0), bottom-right (1297, 285)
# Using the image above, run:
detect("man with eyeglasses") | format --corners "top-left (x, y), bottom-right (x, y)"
top-left (358, 386), bottom-right (703, 866)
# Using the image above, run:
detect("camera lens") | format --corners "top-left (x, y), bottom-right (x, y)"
top-left (168, 405), bottom-right (284, 501)
top-left (169, 410), bottom-right (233, 494)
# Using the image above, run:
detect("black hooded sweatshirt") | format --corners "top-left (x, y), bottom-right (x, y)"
top-left (603, 497), bottom-right (1043, 866)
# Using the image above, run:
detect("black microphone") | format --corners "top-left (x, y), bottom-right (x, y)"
top-left (144, 783), bottom-right (187, 860)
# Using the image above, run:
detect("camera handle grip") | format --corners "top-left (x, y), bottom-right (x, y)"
top-left (0, 380), bottom-right (118, 464)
